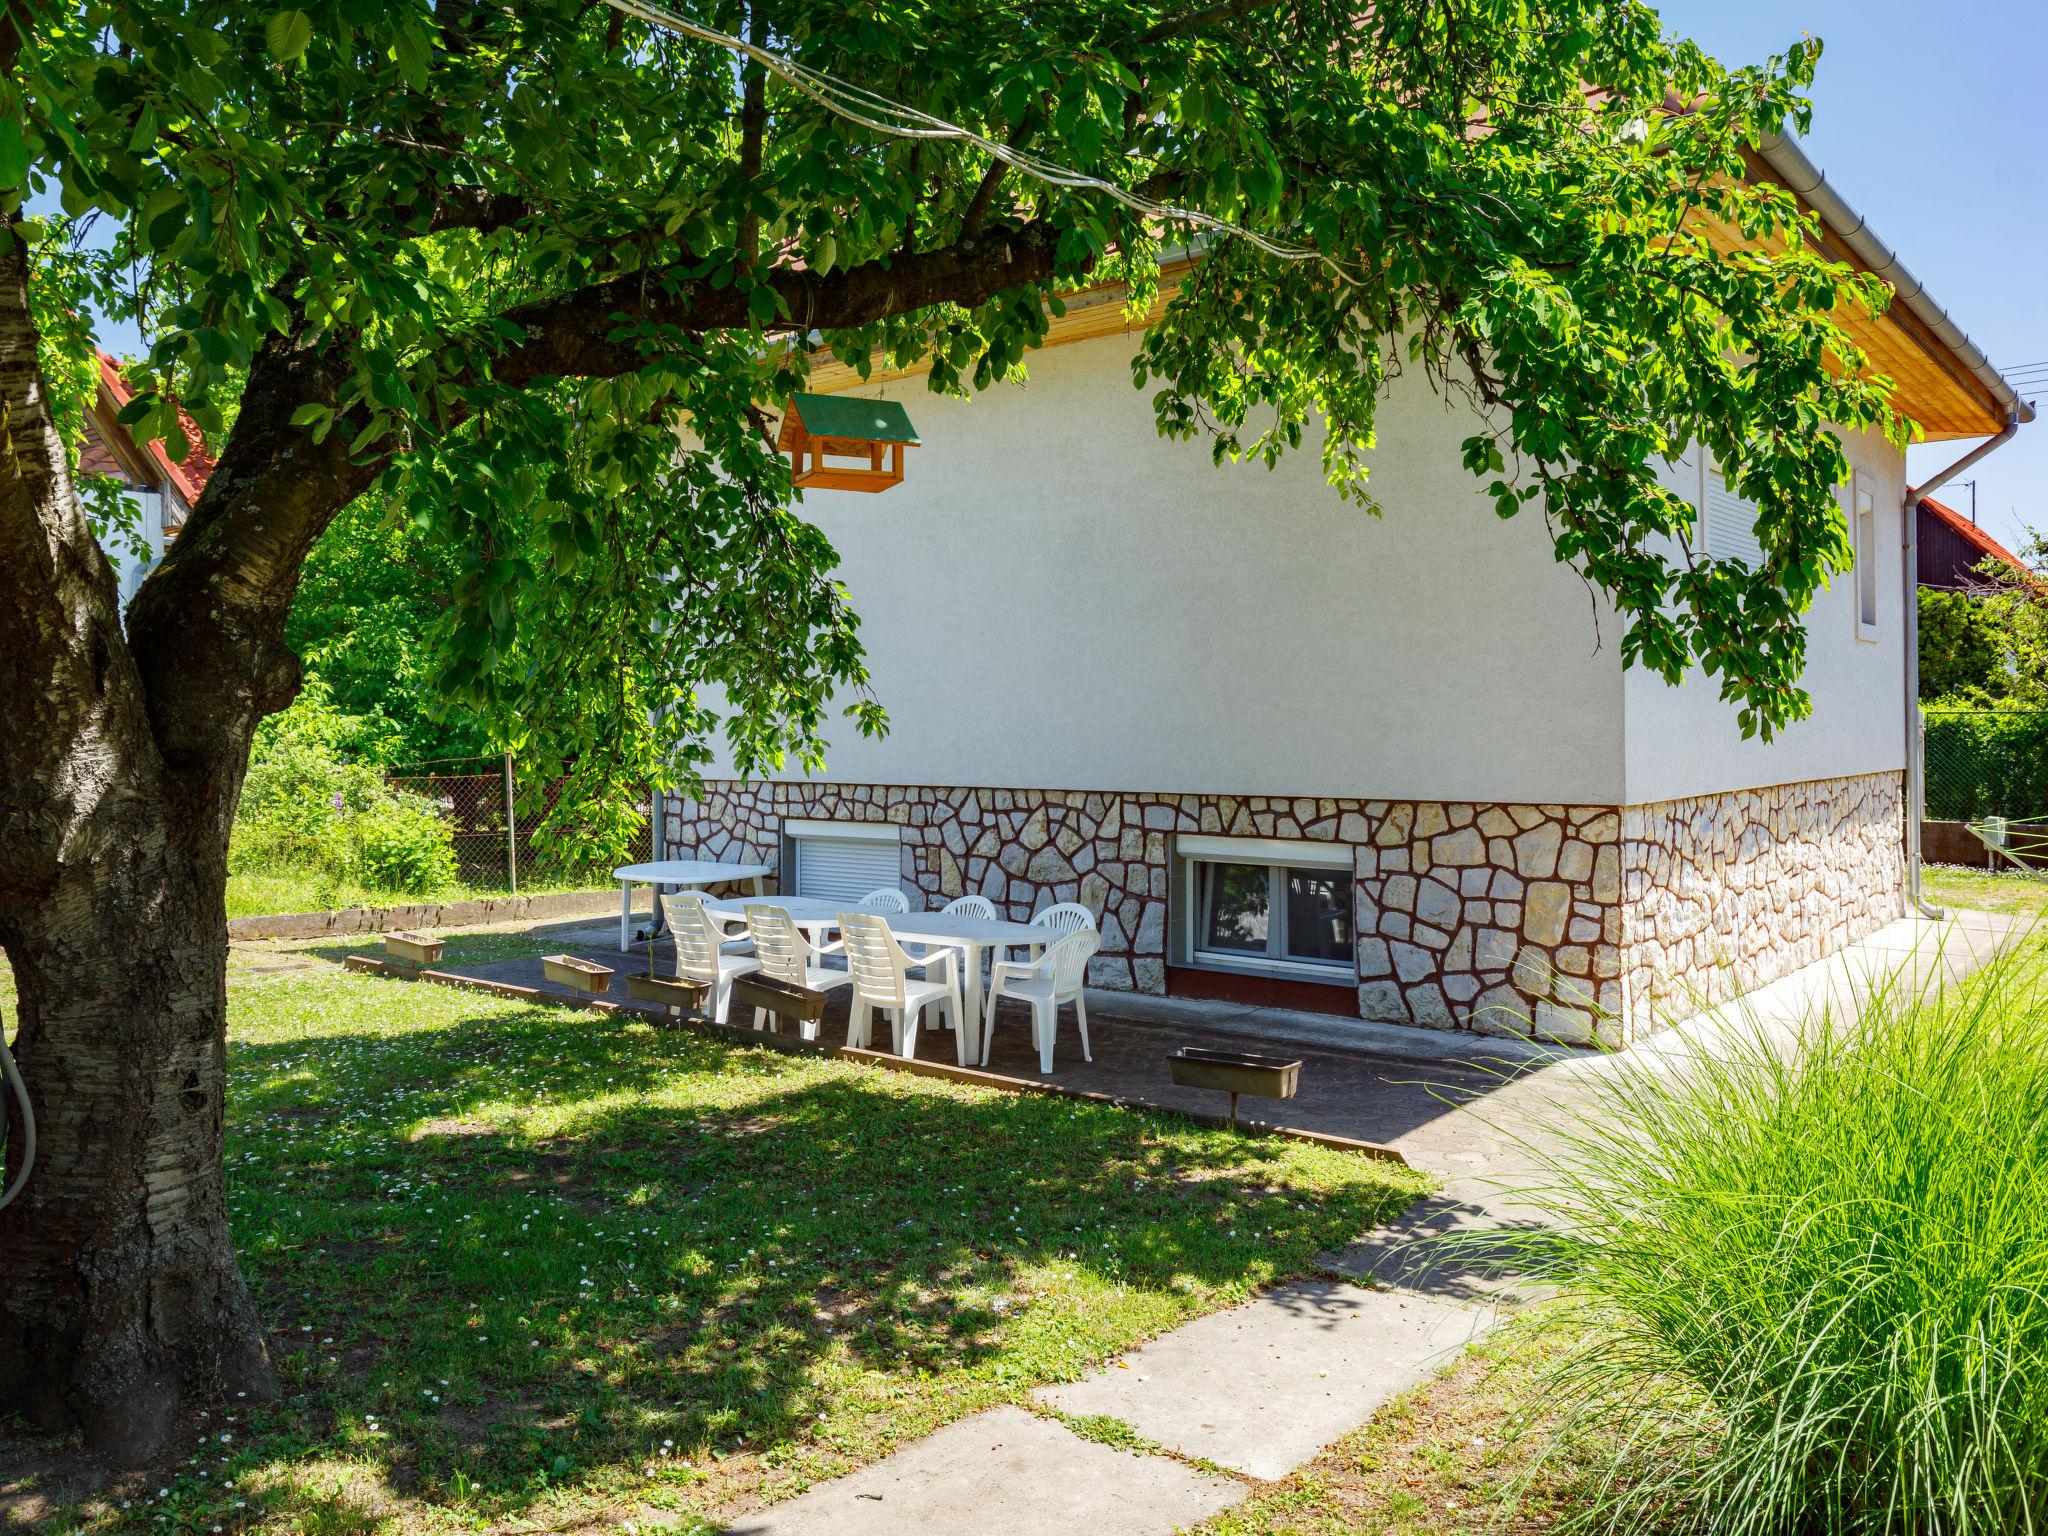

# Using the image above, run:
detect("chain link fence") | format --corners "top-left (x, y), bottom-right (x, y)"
top-left (1923, 709), bottom-right (2048, 825)
top-left (385, 755), bottom-right (651, 891)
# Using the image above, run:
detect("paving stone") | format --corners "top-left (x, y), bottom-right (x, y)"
top-left (1036, 1279), bottom-right (1481, 1481)
top-left (722, 1406), bottom-right (1242, 1536)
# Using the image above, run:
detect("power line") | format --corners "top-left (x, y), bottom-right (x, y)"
top-left (601, 0), bottom-right (1366, 288)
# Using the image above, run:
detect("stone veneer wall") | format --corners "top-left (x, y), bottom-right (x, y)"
top-left (1618, 772), bottom-right (1905, 1032)
top-left (664, 771), bottom-right (1903, 1049)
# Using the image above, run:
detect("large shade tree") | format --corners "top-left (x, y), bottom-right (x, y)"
top-left (1, 0), bottom-right (1894, 1460)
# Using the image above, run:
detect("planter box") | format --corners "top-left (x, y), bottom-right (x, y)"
top-left (625, 973), bottom-right (707, 1013)
top-left (541, 954), bottom-right (614, 994)
top-left (731, 973), bottom-right (830, 1025)
top-left (383, 930), bottom-right (444, 966)
top-left (1168, 1046), bottom-right (1302, 1122)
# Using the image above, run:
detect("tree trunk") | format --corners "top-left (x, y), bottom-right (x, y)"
top-left (0, 209), bottom-right (280, 1462)
top-left (0, 817), bottom-right (276, 1462)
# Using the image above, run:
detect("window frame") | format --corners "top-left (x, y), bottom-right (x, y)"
top-left (1177, 836), bottom-right (1356, 986)
top-left (1853, 474), bottom-right (1880, 643)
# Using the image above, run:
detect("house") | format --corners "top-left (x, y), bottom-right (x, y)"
top-left (78, 350), bottom-right (215, 603)
top-left (1917, 495), bottom-right (2030, 591)
top-left (664, 137), bottom-right (2032, 1048)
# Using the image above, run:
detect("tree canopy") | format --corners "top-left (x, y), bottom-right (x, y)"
top-left (12, 0), bottom-right (1895, 809)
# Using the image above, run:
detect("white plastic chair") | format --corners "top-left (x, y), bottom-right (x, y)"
top-left (838, 911), bottom-right (961, 1059)
top-left (857, 887), bottom-right (911, 912)
top-left (662, 892), bottom-right (760, 1025)
top-left (742, 903), bottom-right (851, 1039)
top-left (983, 930), bottom-right (1100, 1073)
top-left (941, 894), bottom-right (997, 918)
top-left (1031, 901), bottom-right (1097, 935)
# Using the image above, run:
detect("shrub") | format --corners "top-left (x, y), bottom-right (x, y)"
top-left (232, 687), bottom-right (459, 898)
top-left (1494, 943), bottom-right (2048, 1534)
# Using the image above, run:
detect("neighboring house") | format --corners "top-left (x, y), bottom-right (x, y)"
top-left (664, 138), bottom-right (2033, 1048)
top-left (1917, 495), bottom-right (2030, 591)
top-left (78, 350), bottom-right (215, 603)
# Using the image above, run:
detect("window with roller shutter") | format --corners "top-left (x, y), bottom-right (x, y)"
top-left (785, 822), bottom-right (903, 905)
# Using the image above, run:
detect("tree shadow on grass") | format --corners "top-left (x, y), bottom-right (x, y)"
top-left (198, 994), bottom-right (1423, 1532)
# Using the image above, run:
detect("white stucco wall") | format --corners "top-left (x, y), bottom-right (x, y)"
top-left (731, 332), bottom-right (1627, 803)
top-left (1621, 424), bottom-right (1908, 804)
top-left (709, 332), bottom-right (1905, 809)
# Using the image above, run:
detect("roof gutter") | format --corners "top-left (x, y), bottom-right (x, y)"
top-left (1756, 133), bottom-right (2036, 429)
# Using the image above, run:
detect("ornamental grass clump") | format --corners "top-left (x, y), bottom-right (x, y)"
top-left (1502, 940), bottom-right (2048, 1534)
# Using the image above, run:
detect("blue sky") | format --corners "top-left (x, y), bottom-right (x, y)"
top-left (1656, 0), bottom-right (2048, 554)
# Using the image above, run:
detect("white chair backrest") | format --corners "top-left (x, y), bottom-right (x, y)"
top-left (942, 894), bottom-right (997, 918)
top-left (743, 903), bottom-right (807, 986)
top-left (1046, 930), bottom-right (1100, 997)
top-left (1033, 901), bottom-right (1096, 934)
top-left (838, 912), bottom-right (910, 1007)
top-left (858, 887), bottom-right (910, 912)
top-left (664, 893), bottom-right (725, 981)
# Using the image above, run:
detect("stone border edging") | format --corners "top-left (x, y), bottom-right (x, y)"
top-left (337, 954), bottom-right (1409, 1165)
top-left (230, 888), bottom-right (619, 941)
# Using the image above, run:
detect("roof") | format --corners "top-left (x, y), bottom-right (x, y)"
top-left (780, 392), bottom-right (920, 445)
top-left (1920, 495), bottom-right (2032, 580)
top-left (807, 130), bottom-right (2028, 443)
top-left (93, 351), bottom-right (216, 505)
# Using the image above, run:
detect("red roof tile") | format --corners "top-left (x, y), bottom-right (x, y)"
top-left (94, 351), bottom-right (216, 505)
top-left (1921, 494), bottom-right (2030, 580)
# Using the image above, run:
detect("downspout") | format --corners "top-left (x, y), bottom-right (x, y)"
top-left (1902, 413), bottom-right (2021, 918)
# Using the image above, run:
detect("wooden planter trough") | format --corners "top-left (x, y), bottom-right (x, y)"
top-left (1167, 1046), bottom-right (1302, 1125)
top-left (541, 954), bottom-right (614, 995)
top-left (731, 973), bottom-right (829, 1032)
top-left (383, 930), bottom-right (444, 966)
top-left (625, 972), bottom-right (708, 1015)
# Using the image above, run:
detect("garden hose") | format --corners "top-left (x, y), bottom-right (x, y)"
top-left (0, 1030), bottom-right (32, 1210)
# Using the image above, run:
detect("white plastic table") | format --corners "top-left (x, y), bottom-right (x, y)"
top-left (613, 859), bottom-right (774, 951)
top-left (702, 896), bottom-right (1053, 1063)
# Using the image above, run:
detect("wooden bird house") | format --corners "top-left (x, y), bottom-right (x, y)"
top-left (776, 392), bottom-right (919, 493)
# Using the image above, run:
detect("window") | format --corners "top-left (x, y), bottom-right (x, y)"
top-left (1853, 477), bottom-right (1879, 641)
top-left (784, 820), bottom-right (901, 904)
top-left (1698, 456), bottom-right (1766, 567)
top-left (1178, 836), bottom-right (1354, 983)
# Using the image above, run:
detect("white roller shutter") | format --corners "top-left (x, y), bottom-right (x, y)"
top-left (1704, 461), bottom-right (1767, 568)
top-left (792, 828), bottom-right (902, 905)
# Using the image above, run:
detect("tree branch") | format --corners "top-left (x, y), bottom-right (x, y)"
top-left (1138, 0), bottom-right (1285, 45)
top-left (487, 221), bottom-right (1070, 387)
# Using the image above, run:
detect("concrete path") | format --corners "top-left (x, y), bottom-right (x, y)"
top-left (725, 1406), bottom-right (1241, 1536)
top-left (1037, 1279), bottom-right (1483, 1480)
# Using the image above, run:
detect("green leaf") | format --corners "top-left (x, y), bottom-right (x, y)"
top-left (265, 10), bottom-right (314, 64)
top-left (0, 111), bottom-right (31, 189)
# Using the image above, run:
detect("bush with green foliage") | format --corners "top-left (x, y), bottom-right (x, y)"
top-left (231, 686), bottom-right (458, 899)
top-left (1495, 946), bottom-right (2048, 1534)
top-left (1923, 706), bottom-right (2048, 823)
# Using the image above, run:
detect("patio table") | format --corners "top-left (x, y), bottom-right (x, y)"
top-left (613, 859), bottom-right (775, 951)
top-left (702, 896), bottom-right (1053, 1064)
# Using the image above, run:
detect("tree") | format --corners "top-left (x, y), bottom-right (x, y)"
top-left (283, 490), bottom-right (488, 768)
top-left (1920, 539), bottom-right (2048, 707)
top-left (2, 0), bottom-right (1895, 1460)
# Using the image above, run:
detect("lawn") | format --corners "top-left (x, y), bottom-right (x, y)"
top-left (5, 962), bottom-right (1424, 1534)
top-left (224, 866), bottom-right (602, 920)
top-left (1922, 862), bottom-right (2048, 919)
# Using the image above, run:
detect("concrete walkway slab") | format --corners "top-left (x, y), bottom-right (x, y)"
top-left (1035, 1279), bottom-right (1481, 1480)
top-left (722, 1405), bottom-right (1242, 1535)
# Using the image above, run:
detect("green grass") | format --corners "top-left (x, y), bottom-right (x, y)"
top-left (1481, 939), bottom-right (2048, 1534)
top-left (1923, 862), bottom-right (2048, 918)
top-left (224, 866), bottom-right (602, 920)
top-left (20, 966), bottom-right (1423, 1534)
